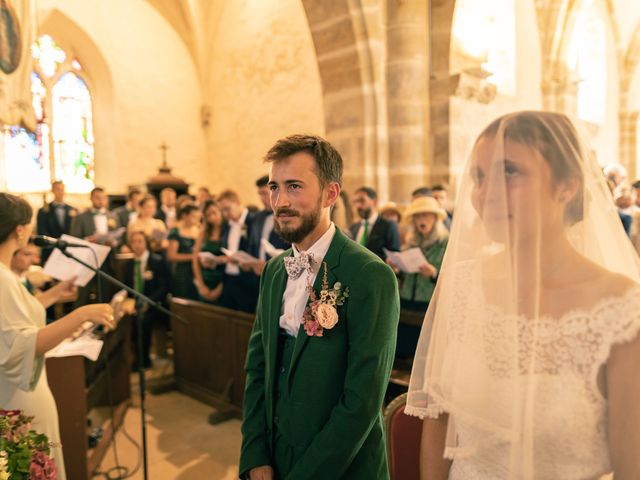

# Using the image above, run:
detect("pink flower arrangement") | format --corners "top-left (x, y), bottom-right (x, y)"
top-left (301, 262), bottom-right (349, 337)
top-left (0, 410), bottom-right (57, 480)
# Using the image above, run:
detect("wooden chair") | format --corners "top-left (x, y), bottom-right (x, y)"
top-left (384, 392), bottom-right (423, 480)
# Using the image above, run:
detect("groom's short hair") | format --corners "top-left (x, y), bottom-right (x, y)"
top-left (264, 134), bottom-right (343, 188)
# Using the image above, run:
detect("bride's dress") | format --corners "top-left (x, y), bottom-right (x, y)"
top-left (408, 274), bottom-right (640, 480)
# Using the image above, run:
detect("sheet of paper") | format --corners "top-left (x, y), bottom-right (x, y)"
top-left (45, 335), bottom-right (104, 362)
top-left (261, 238), bottom-right (285, 257)
top-left (384, 247), bottom-right (428, 274)
top-left (150, 229), bottom-right (168, 242)
top-left (96, 227), bottom-right (125, 244)
top-left (221, 248), bottom-right (258, 264)
top-left (42, 235), bottom-right (111, 287)
top-left (198, 251), bottom-right (226, 267)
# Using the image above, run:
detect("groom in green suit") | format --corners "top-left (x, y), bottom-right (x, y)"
top-left (239, 135), bottom-right (400, 479)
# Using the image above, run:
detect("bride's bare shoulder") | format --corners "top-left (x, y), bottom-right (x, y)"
top-left (578, 256), bottom-right (640, 297)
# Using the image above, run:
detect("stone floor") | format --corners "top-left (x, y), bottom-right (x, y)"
top-left (94, 359), bottom-right (241, 479)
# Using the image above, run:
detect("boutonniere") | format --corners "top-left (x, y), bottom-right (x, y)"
top-left (69, 209), bottom-right (77, 217)
top-left (241, 224), bottom-right (248, 240)
top-left (302, 262), bottom-right (349, 337)
top-left (108, 218), bottom-right (117, 229)
top-left (143, 270), bottom-right (154, 281)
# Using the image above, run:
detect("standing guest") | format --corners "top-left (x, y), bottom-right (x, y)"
top-left (411, 186), bottom-right (432, 200)
top-left (331, 190), bottom-right (354, 235)
top-left (11, 243), bottom-right (76, 311)
top-left (167, 204), bottom-right (200, 300)
top-left (603, 162), bottom-right (627, 188)
top-left (0, 193), bottom-right (114, 480)
top-left (349, 186), bottom-right (400, 260)
top-left (196, 186), bottom-right (213, 206)
top-left (176, 194), bottom-right (197, 212)
top-left (430, 184), bottom-right (454, 229)
top-left (240, 134), bottom-right (399, 480)
top-left (36, 181), bottom-right (77, 263)
top-left (388, 196), bottom-right (448, 359)
top-left (154, 187), bottom-right (177, 228)
top-left (244, 175), bottom-right (290, 277)
top-left (69, 187), bottom-right (121, 245)
top-left (127, 195), bottom-right (167, 252)
top-left (124, 231), bottom-right (170, 369)
top-left (633, 180), bottom-right (640, 208)
top-left (112, 189), bottom-right (142, 229)
top-left (193, 200), bottom-right (226, 303)
top-left (217, 190), bottom-right (258, 312)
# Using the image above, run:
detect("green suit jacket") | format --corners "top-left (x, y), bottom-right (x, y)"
top-left (240, 228), bottom-right (400, 479)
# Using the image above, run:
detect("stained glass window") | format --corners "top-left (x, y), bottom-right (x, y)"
top-left (4, 35), bottom-right (94, 193)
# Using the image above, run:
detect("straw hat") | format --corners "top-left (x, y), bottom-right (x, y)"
top-left (403, 196), bottom-right (447, 221)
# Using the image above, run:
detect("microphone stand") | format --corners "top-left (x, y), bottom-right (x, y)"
top-left (58, 246), bottom-right (186, 480)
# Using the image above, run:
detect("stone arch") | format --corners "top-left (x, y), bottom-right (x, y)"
top-left (38, 8), bottom-right (115, 186)
top-left (300, 0), bottom-right (383, 196)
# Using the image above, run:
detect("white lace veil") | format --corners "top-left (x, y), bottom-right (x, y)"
top-left (406, 111), bottom-right (640, 477)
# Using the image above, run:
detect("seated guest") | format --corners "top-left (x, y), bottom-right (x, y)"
top-left (193, 200), bottom-right (226, 303)
top-left (217, 190), bottom-right (258, 313)
top-left (0, 193), bottom-right (114, 480)
top-left (124, 231), bottom-right (170, 369)
top-left (36, 180), bottom-right (77, 263)
top-left (154, 187), bottom-right (177, 228)
top-left (112, 189), bottom-right (142, 229)
top-left (127, 194), bottom-right (167, 252)
top-left (167, 204), bottom-right (201, 300)
top-left (349, 186), bottom-right (400, 260)
top-left (243, 175), bottom-right (290, 276)
top-left (388, 196), bottom-right (448, 359)
top-left (430, 183), bottom-right (453, 229)
top-left (11, 242), bottom-right (76, 312)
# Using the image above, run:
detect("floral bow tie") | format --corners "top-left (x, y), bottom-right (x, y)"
top-left (284, 252), bottom-right (314, 279)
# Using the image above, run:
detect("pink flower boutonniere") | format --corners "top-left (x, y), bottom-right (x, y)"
top-left (302, 262), bottom-right (349, 337)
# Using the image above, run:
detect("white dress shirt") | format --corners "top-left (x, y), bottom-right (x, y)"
top-left (355, 212), bottom-right (378, 244)
top-left (162, 205), bottom-right (176, 228)
top-left (225, 208), bottom-right (249, 276)
top-left (258, 213), bottom-right (275, 261)
top-left (93, 209), bottom-right (108, 235)
top-left (279, 223), bottom-right (336, 337)
top-left (134, 250), bottom-right (150, 274)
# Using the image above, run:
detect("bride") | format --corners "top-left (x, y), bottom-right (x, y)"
top-left (406, 111), bottom-right (640, 479)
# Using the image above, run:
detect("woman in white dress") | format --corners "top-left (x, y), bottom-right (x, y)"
top-left (0, 193), bottom-right (115, 480)
top-left (406, 111), bottom-right (640, 479)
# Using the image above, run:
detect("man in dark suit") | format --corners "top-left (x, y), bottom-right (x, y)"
top-left (123, 231), bottom-right (170, 369)
top-left (349, 186), bottom-right (400, 260)
top-left (112, 189), bottom-right (142, 230)
top-left (217, 189), bottom-right (259, 313)
top-left (244, 175), bottom-right (290, 276)
top-left (153, 187), bottom-right (177, 228)
top-left (240, 134), bottom-right (399, 479)
top-left (36, 180), bottom-right (77, 262)
top-left (70, 187), bottom-right (122, 305)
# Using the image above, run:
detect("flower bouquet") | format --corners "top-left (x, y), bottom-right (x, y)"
top-left (0, 410), bottom-right (57, 480)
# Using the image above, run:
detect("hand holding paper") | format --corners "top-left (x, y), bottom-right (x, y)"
top-left (383, 248), bottom-right (429, 274)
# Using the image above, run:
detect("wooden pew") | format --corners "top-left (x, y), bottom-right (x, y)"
top-left (169, 299), bottom-right (255, 422)
top-left (46, 316), bottom-right (132, 480)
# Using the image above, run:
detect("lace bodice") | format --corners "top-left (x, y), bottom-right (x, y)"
top-left (406, 265), bottom-right (640, 479)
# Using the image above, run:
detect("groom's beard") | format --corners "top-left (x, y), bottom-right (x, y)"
top-left (274, 199), bottom-right (322, 245)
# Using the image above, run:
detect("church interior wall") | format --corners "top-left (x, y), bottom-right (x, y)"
top-left (34, 0), bottom-right (207, 207)
top-left (204, 0), bottom-right (325, 205)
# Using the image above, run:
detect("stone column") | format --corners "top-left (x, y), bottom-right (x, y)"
top-left (385, 0), bottom-right (429, 202)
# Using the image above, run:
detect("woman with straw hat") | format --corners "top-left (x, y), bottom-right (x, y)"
top-left (388, 196), bottom-right (448, 359)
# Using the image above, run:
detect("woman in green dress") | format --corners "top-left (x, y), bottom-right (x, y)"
top-left (389, 196), bottom-right (448, 359)
top-left (167, 203), bottom-right (201, 300)
top-left (193, 200), bottom-right (227, 303)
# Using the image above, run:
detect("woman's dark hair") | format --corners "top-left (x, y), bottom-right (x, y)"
top-left (479, 111), bottom-right (585, 225)
top-left (139, 194), bottom-right (157, 208)
top-left (0, 193), bottom-right (33, 244)
top-left (202, 200), bottom-right (225, 239)
top-left (177, 203), bottom-right (200, 220)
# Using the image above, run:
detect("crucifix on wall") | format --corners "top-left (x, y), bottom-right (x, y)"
top-left (159, 141), bottom-right (170, 169)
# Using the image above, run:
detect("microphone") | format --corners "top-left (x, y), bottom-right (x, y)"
top-left (32, 235), bottom-right (91, 249)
